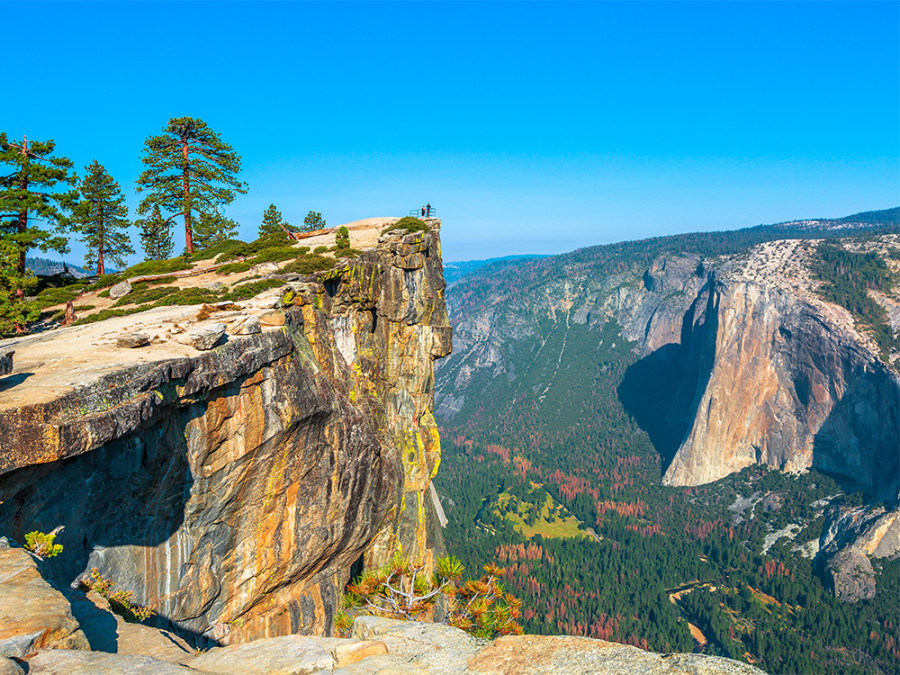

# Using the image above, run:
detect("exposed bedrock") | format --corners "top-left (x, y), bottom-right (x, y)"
top-left (0, 225), bottom-right (451, 644)
top-left (653, 278), bottom-right (900, 502)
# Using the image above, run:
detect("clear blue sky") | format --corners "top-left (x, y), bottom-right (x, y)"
top-left (4, 1), bottom-right (899, 264)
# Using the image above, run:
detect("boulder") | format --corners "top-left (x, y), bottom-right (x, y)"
top-left (189, 635), bottom-right (334, 674)
top-left (228, 315), bottom-right (261, 335)
top-left (178, 323), bottom-right (226, 351)
top-left (0, 544), bottom-right (88, 657)
top-left (0, 350), bottom-right (12, 376)
top-left (116, 333), bottom-right (150, 349)
top-left (202, 281), bottom-right (227, 292)
top-left (259, 311), bottom-right (286, 326)
top-left (107, 280), bottom-right (132, 300)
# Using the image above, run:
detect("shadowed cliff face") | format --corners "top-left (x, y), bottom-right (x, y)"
top-left (0, 225), bottom-right (451, 644)
top-left (659, 278), bottom-right (900, 502)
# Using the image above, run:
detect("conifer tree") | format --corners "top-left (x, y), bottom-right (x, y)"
top-left (193, 211), bottom-right (238, 250)
top-left (0, 133), bottom-right (76, 334)
top-left (0, 133), bottom-right (77, 274)
top-left (301, 210), bottom-right (326, 232)
top-left (71, 161), bottom-right (134, 275)
top-left (137, 205), bottom-right (174, 261)
top-left (259, 203), bottom-right (291, 237)
top-left (136, 117), bottom-right (247, 254)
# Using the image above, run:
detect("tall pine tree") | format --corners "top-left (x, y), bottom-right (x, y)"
top-left (71, 161), bottom-right (134, 275)
top-left (137, 205), bottom-right (174, 261)
top-left (136, 117), bottom-right (247, 254)
top-left (259, 203), bottom-right (290, 237)
top-left (0, 133), bottom-right (76, 334)
top-left (0, 133), bottom-right (77, 274)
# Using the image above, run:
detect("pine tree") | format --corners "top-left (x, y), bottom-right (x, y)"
top-left (137, 205), bottom-right (174, 261)
top-left (193, 211), bottom-right (238, 250)
top-left (259, 203), bottom-right (291, 237)
top-left (136, 117), bottom-right (247, 254)
top-left (0, 133), bottom-right (77, 334)
top-left (0, 134), bottom-right (77, 274)
top-left (71, 161), bottom-right (134, 275)
top-left (301, 210), bottom-right (325, 232)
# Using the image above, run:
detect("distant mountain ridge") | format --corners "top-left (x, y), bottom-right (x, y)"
top-left (25, 257), bottom-right (92, 278)
top-left (443, 254), bottom-right (549, 286)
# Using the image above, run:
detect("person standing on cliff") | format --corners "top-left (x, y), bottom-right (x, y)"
top-left (426, 203), bottom-right (431, 217)
top-left (421, 205), bottom-right (426, 217)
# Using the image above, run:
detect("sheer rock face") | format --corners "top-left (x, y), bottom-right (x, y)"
top-left (0, 224), bottom-right (450, 644)
top-left (660, 278), bottom-right (900, 502)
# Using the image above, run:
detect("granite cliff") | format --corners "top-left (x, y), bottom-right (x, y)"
top-left (0, 219), bottom-right (450, 643)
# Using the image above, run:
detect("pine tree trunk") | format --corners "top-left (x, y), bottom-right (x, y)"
top-left (97, 246), bottom-right (105, 276)
top-left (182, 141), bottom-right (193, 254)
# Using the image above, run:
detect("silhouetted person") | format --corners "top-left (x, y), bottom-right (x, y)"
top-left (426, 203), bottom-right (431, 217)
top-left (421, 205), bottom-right (426, 217)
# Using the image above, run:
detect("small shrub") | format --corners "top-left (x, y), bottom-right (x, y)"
top-left (79, 568), bottom-right (154, 622)
top-left (87, 274), bottom-right (123, 291)
top-left (74, 306), bottom-right (149, 325)
top-left (33, 285), bottom-right (81, 309)
top-left (335, 226), bottom-right (350, 250)
top-left (113, 286), bottom-right (178, 307)
top-left (340, 554), bottom-right (523, 639)
top-left (224, 279), bottom-right (287, 301)
top-left (382, 216), bottom-right (429, 235)
top-left (313, 246), bottom-right (328, 254)
top-left (24, 530), bottom-right (63, 558)
top-left (335, 248), bottom-right (362, 258)
top-left (122, 258), bottom-right (193, 278)
top-left (152, 287), bottom-right (221, 307)
top-left (190, 238), bottom-right (247, 262)
top-left (281, 254), bottom-right (335, 275)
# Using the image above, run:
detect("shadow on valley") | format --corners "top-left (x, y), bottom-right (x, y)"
top-left (0, 401), bottom-right (216, 650)
top-left (616, 344), bottom-right (692, 473)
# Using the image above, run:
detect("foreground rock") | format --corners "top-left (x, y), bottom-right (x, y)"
top-left (20, 617), bottom-right (766, 675)
top-left (0, 543), bottom-right (88, 657)
top-left (178, 322), bottom-right (227, 350)
top-left (336, 617), bottom-right (767, 674)
top-left (116, 333), bottom-right (150, 348)
top-left (0, 350), bottom-right (11, 376)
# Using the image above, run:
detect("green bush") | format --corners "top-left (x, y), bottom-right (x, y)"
top-left (190, 238), bottom-right (247, 262)
top-left (121, 258), bottom-right (193, 278)
top-left (113, 286), bottom-right (178, 307)
top-left (313, 246), bottom-right (328, 254)
top-left (74, 307), bottom-right (147, 325)
top-left (24, 530), bottom-right (63, 558)
top-left (154, 287), bottom-right (221, 306)
top-left (382, 216), bottom-right (429, 235)
top-left (88, 274), bottom-right (122, 291)
top-left (335, 225), bottom-right (350, 250)
top-left (224, 279), bottom-right (287, 301)
top-left (33, 285), bottom-right (82, 309)
top-left (79, 569), bottom-right (153, 622)
top-left (281, 254), bottom-right (335, 275)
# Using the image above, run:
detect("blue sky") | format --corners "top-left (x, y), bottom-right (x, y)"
top-left (4, 1), bottom-right (899, 264)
